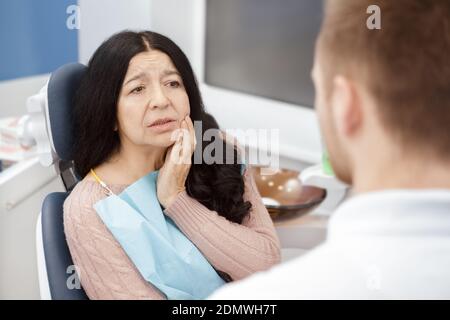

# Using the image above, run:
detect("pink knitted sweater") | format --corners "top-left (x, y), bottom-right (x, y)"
top-left (63, 168), bottom-right (281, 299)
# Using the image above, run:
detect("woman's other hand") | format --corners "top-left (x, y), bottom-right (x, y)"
top-left (157, 115), bottom-right (196, 208)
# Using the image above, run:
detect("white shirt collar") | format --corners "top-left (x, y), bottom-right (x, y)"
top-left (327, 189), bottom-right (450, 240)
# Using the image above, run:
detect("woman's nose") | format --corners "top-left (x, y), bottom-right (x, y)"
top-left (149, 85), bottom-right (170, 109)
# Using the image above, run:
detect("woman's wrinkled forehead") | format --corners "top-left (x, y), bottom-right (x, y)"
top-left (124, 49), bottom-right (179, 84)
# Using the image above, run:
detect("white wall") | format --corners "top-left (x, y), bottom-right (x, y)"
top-left (0, 75), bottom-right (49, 118)
top-left (78, 0), bottom-right (153, 64)
top-left (150, 0), bottom-right (200, 71)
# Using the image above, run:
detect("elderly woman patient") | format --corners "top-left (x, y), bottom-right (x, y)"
top-left (63, 30), bottom-right (281, 300)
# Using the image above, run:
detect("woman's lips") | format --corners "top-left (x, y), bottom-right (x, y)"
top-left (147, 119), bottom-right (177, 133)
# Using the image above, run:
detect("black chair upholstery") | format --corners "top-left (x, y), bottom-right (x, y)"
top-left (47, 62), bottom-right (86, 162)
top-left (39, 62), bottom-right (88, 299)
top-left (41, 193), bottom-right (88, 300)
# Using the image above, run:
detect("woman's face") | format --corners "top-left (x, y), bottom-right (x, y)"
top-left (117, 49), bottom-right (190, 148)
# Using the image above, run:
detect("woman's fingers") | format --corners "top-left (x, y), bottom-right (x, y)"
top-left (166, 116), bottom-right (195, 167)
top-left (167, 130), bottom-right (183, 165)
top-left (185, 115), bottom-right (194, 135)
top-left (184, 115), bottom-right (197, 153)
top-left (179, 119), bottom-right (192, 164)
top-left (169, 121), bottom-right (188, 165)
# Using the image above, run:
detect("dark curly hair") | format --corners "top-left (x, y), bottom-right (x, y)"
top-left (73, 30), bottom-right (251, 224)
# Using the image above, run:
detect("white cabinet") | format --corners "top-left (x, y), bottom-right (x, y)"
top-left (0, 157), bottom-right (64, 299)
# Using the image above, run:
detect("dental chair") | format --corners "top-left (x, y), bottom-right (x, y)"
top-left (29, 63), bottom-right (89, 300)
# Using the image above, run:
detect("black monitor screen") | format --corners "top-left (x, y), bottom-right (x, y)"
top-left (205, 0), bottom-right (323, 108)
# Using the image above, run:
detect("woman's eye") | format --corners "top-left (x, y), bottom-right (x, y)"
top-left (131, 86), bottom-right (145, 94)
top-left (168, 81), bottom-right (181, 88)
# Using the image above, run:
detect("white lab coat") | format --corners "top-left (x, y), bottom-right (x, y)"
top-left (209, 190), bottom-right (450, 299)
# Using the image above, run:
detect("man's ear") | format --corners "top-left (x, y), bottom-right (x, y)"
top-left (330, 75), bottom-right (362, 138)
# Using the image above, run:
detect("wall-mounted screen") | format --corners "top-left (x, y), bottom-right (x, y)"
top-left (205, 0), bottom-right (323, 108)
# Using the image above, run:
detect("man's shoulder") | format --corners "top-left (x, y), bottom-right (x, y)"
top-left (209, 243), bottom-right (350, 299)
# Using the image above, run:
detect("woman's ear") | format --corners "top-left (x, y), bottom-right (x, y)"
top-left (331, 75), bottom-right (362, 139)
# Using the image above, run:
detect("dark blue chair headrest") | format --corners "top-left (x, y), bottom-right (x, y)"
top-left (47, 63), bottom-right (87, 161)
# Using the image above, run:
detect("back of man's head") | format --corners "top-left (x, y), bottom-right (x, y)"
top-left (314, 0), bottom-right (450, 188)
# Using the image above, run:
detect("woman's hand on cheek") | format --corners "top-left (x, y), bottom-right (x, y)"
top-left (157, 116), bottom-right (197, 208)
